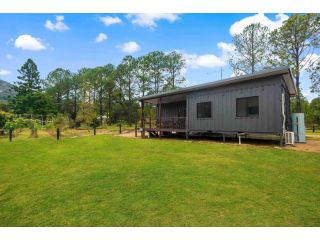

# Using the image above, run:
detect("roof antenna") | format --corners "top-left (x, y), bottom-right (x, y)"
top-left (220, 67), bottom-right (223, 80)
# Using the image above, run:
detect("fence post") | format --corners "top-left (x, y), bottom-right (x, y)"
top-left (135, 120), bottom-right (137, 137)
top-left (57, 128), bottom-right (60, 140)
top-left (119, 122), bottom-right (122, 134)
top-left (9, 129), bottom-right (13, 142)
top-left (93, 127), bottom-right (96, 136)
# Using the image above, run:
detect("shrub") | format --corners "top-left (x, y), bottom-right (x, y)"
top-left (53, 114), bottom-right (69, 131)
top-left (0, 111), bottom-right (13, 129)
top-left (26, 119), bottom-right (41, 138)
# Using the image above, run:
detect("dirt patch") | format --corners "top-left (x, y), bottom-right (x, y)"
top-left (287, 140), bottom-right (320, 154)
top-left (114, 130), bottom-right (137, 138)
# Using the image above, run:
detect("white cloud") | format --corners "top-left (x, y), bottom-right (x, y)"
top-left (217, 42), bottom-right (235, 61)
top-left (5, 54), bottom-right (13, 60)
top-left (14, 34), bottom-right (46, 51)
top-left (229, 13), bottom-right (289, 35)
top-left (95, 33), bottom-right (108, 43)
top-left (126, 13), bottom-right (180, 28)
top-left (230, 70), bottom-right (246, 77)
top-left (45, 15), bottom-right (69, 31)
top-left (117, 41), bottom-right (140, 54)
top-left (100, 16), bottom-right (122, 26)
top-left (217, 42), bottom-right (235, 54)
top-left (56, 15), bottom-right (64, 21)
top-left (184, 53), bottom-right (226, 68)
top-left (180, 42), bottom-right (234, 69)
top-left (0, 69), bottom-right (11, 76)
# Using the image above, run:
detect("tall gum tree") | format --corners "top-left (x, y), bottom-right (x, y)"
top-left (269, 13), bottom-right (320, 112)
top-left (230, 23), bottom-right (270, 76)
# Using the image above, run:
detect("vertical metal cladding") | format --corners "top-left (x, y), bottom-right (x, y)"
top-left (186, 76), bottom-right (282, 134)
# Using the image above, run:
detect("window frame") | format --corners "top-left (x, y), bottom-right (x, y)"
top-left (236, 96), bottom-right (259, 118)
top-left (197, 101), bottom-right (212, 119)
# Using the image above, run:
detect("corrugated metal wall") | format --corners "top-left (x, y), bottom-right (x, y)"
top-left (186, 76), bottom-right (282, 134)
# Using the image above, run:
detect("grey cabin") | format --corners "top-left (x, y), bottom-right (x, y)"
top-left (139, 67), bottom-right (297, 141)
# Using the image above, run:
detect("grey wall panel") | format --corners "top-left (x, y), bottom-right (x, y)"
top-left (186, 76), bottom-right (283, 134)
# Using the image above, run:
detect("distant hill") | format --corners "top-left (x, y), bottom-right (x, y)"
top-left (0, 79), bottom-right (15, 101)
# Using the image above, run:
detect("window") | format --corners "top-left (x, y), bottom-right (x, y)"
top-left (197, 101), bottom-right (211, 118)
top-left (236, 96), bottom-right (259, 117)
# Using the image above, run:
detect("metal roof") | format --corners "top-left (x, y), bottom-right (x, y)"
top-left (138, 67), bottom-right (297, 101)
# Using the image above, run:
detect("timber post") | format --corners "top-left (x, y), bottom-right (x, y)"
top-left (140, 100), bottom-right (145, 138)
top-left (119, 121), bottom-right (122, 134)
top-left (135, 120), bottom-right (137, 137)
top-left (56, 128), bottom-right (60, 140)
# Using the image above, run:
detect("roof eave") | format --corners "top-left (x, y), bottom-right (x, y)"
top-left (138, 67), bottom-right (296, 101)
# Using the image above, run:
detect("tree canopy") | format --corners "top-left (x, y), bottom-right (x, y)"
top-left (230, 23), bottom-right (270, 75)
top-left (10, 59), bottom-right (55, 115)
top-left (268, 13), bottom-right (320, 112)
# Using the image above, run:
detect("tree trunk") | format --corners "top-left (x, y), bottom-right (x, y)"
top-left (108, 91), bottom-right (112, 125)
top-left (99, 88), bottom-right (103, 126)
top-left (57, 92), bottom-right (61, 112)
top-left (251, 30), bottom-right (255, 73)
top-left (172, 69), bottom-right (175, 88)
top-left (73, 90), bottom-right (77, 121)
top-left (135, 120), bottom-right (137, 137)
top-left (141, 100), bottom-right (145, 138)
top-left (295, 42), bottom-right (301, 113)
top-left (142, 80), bottom-right (145, 97)
top-left (296, 73), bottom-right (301, 113)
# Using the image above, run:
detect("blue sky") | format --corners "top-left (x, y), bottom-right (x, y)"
top-left (0, 13), bottom-right (318, 100)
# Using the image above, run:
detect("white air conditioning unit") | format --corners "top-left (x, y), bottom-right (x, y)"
top-left (284, 131), bottom-right (295, 145)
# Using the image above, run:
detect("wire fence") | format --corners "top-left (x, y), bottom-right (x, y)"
top-left (10, 114), bottom-right (55, 127)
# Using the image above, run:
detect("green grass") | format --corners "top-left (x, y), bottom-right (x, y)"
top-left (305, 129), bottom-right (320, 141)
top-left (0, 133), bottom-right (319, 226)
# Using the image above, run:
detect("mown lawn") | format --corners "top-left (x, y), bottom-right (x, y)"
top-left (0, 134), bottom-right (319, 226)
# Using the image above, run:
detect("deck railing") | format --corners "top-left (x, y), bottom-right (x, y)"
top-left (145, 117), bottom-right (186, 130)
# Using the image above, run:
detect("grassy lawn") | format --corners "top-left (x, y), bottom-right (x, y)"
top-left (0, 133), bottom-right (319, 226)
top-left (306, 129), bottom-right (320, 141)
